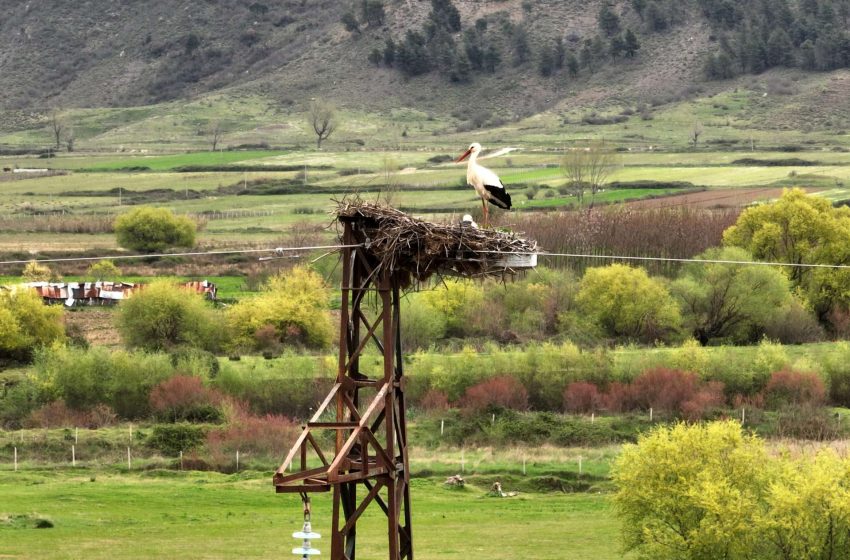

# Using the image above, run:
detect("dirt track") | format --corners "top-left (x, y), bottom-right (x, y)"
top-left (626, 187), bottom-right (824, 209)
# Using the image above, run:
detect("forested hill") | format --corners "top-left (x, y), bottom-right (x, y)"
top-left (1, 0), bottom-right (850, 115)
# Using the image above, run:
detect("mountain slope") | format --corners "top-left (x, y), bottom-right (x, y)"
top-left (0, 0), bottom-right (710, 115)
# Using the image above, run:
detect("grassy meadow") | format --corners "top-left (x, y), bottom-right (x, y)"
top-left (0, 469), bottom-right (626, 560)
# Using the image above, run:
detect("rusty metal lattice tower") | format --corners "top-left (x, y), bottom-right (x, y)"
top-left (275, 219), bottom-right (413, 560)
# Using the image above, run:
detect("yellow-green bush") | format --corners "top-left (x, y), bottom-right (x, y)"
top-left (117, 280), bottom-right (225, 352)
top-left (614, 421), bottom-right (850, 560)
top-left (0, 289), bottom-right (65, 360)
top-left (576, 264), bottom-right (681, 343)
top-left (227, 266), bottom-right (333, 351)
top-left (114, 207), bottom-right (196, 252)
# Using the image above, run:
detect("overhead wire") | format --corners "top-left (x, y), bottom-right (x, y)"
top-left (0, 244), bottom-right (364, 266)
top-left (2, 243), bottom-right (850, 270)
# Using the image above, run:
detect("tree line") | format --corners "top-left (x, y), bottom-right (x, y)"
top-left (348, 0), bottom-right (643, 81)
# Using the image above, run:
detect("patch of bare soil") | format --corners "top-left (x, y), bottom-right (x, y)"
top-left (625, 187), bottom-right (824, 209)
top-left (64, 308), bottom-right (120, 348)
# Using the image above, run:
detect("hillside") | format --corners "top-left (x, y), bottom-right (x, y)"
top-left (3, 0), bottom-right (850, 152)
top-left (0, 0), bottom-right (711, 114)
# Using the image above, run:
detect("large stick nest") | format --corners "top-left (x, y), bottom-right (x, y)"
top-left (336, 201), bottom-right (538, 284)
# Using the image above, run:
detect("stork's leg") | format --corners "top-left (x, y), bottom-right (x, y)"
top-left (482, 199), bottom-right (489, 227)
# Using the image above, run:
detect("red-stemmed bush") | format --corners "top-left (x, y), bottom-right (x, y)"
top-left (603, 382), bottom-right (637, 413)
top-left (680, 381), bottom-right (726, 421)
top-left (420, 389), bottom-right (450, 412)
top-left (630, 368), bottom-right (700, 414)
top-left (459, 375), bottom-right (529, 412)
top-left (563, 382), bottom-right (603, 413)
top-left (763, 369), bottom-right (826, 408)
top-left (206, 410), bottom-right (299, 469)
top-left (149, 375), bottom-right (224, 422)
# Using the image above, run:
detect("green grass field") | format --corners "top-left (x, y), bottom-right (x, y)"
top-left (0, 470), bottom-right (627, 560)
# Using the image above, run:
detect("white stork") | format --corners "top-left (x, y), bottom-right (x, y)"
top-left (455, 142), bottom-right (512, 226)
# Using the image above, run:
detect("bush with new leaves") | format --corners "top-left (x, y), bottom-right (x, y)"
top-left (614, 421), bottom-right (850, 560)
top-left (0, 289), bottom-right (65, 361)
top-left (226, 266), bottom-right (332, 351)
top-left (86, 259), bottom-right (121, 279)
top-left (21, 260), bottom-right (54, 282)
top-left (117, 280), bottom-right (225, 352)
top-left (576, 264), bottom-right (681, 342)
top-left (114, 207), bottom-right (196, 252)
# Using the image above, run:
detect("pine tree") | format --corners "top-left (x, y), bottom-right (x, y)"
top-left (624, 29), bottom-right (640, 57)
top-left (513, 26), bottom-right (531, 66)
top-left (484, 44), bottom-right (501, 73)
top-left (341, 12), bottom-right (360, 35)
top-left (580, 41), bottom-right (594, 70)
top-left (539, 46), bottom-right (555, 76)
top-left (383, 37), bottom-right (396, 66)
top-left (555, 38), bottom-right (566, 69)
top-left (567, 52), bottom-right (580, 77)
top-left (644, 1), bottom-right (667, 31)
top-left (766, 28), bottom-right (794, 67)
top-left (610, 34), bottom-right (626, 58)
top-left (429, 0), bottom-right (462, 33)
top-left (598, 4), bottom-right (621, 36)
top-left (450, 52), bottom-right (472, 82)
top-left (368, 48), bottom-right (382, 66)
top-left (463, 29), bottom-right (484, 70)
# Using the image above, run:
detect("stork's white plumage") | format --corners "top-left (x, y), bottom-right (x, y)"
top-left (456, 142), bottom-right (512, 226)
top-left (461, 214), bottom-right (478, 229)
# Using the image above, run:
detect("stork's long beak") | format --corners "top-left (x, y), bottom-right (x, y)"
top-left (455, 148), bottom-right (472, 163)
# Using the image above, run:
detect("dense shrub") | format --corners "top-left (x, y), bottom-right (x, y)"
top-left (147, 424), bottom-right (208, 456)
top-left (420, 389), bottom-right (449, 411)
top-left (25, 400), bottom-right (92, 429)
top-left (823, 342), bottom-right (850, 406)
top-left (576, 264), bottom-right (681, 343)
top-left (86, 260), bottom-right (121, 279)
top-left (763, 369), bottom-right (826, 408)
top-left (672, 247), bottom-right (793, 345)
top-left (33, 346), bottom-right (176, 419)
top-left (399, 294), bottom-right (446, 350)
top-left (117, 281), bottom-right (225, 352)
top-left (629, 368), bottom-right (700, 414)
top-left (603, 382), bottom-right (636, 413)
top-left (459, 375), bottom-right (529, 412)
top-left (0, 289), bottom-right (65, 361)
top-left (206, 411), bottom-right (298, 467)
top-left (149, 376), bottom-right (224, 423)
top-left (114, 207), bottom-right (196, 252)
top-left (614, 422), bottom-right (850, 560)
top-left (227, 266), bottom-right (333, 350)
top-left (210, 355), bottom-right (332, 417)
top-left (420, 279), bottom-right (484, 337)
top-left (679, 381), bottom-right (725, 421)
top-left (774, 404), bottom-right (839, 440)
top-left (21, 260), bottom-right (54, 282)
top-left (563, 382), bottom-right (603, 413)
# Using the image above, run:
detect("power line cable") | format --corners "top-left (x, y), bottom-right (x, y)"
top-left (0, 244), bottom-right (363, 266)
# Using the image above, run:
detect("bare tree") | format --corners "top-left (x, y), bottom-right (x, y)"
top-left (208, 121), bottom-right (223, 151)
top-left (379, 155), bottom-right (399, 205)
top-left (561, 141), bottom-right (618, 208)
top-left (49, 109), bottom-right (64, 149)
top-left (690, 121), bottom-right (704, 148)
top-left (308, 99), bottom-right (338, 149)
top-left (65, 127), bottom-right (75, 152)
